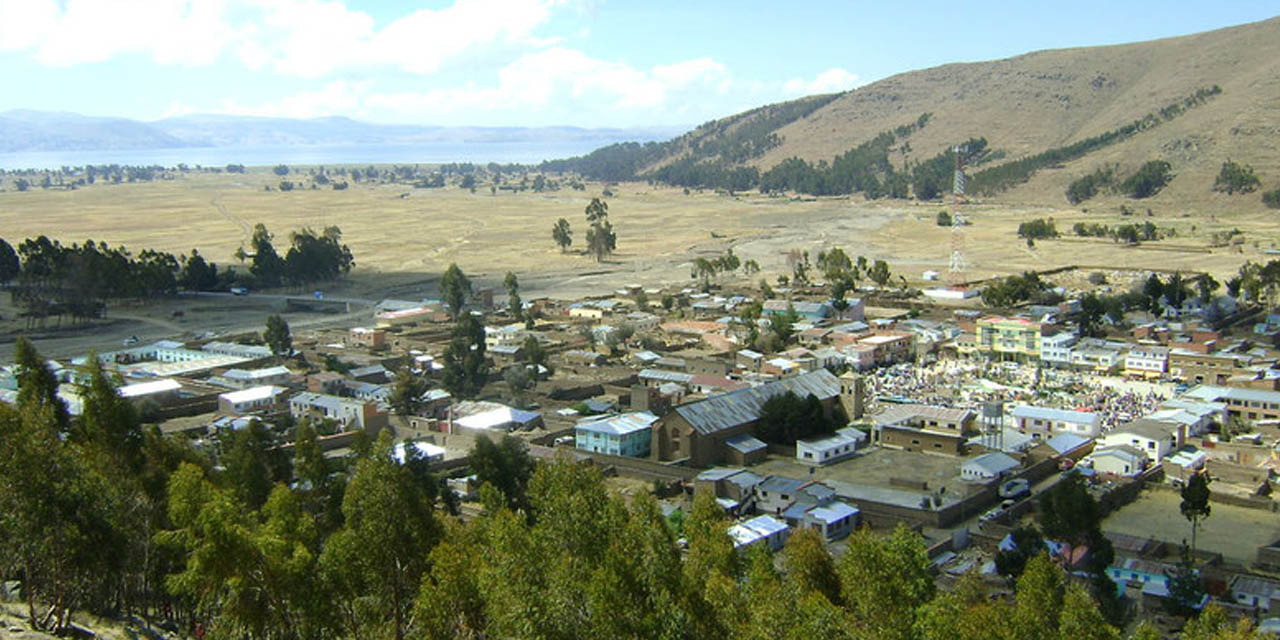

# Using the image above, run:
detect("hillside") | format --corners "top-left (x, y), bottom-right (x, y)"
top-left (551, 16), bottom-right (1280, 211)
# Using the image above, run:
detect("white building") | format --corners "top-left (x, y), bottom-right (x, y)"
top-left (212, 365), bottom-right (293, 389)
top-left (795, 429), bottom-right (861, 466)
top-left (727, 515), bottom-right (790, 552)
top-left (1124, 346), bottom-right (1170, 378)
top-left (118, 378), bottom-right (183, 402)
top-left (1087, 446), bottom-right (1147, 477)
top-left (1039, 332), bottom-right (1077, 367)
top-left (1010, 405), bottom-right (1102, 439)
top-left (218, 385), bottom-right (287, 416)
top-left (799, 501), bottom-right (860, 541)
top-left (1097, 418), bottom-right (1184, 463)
top-left (1068, 338), bottom-right (1127, 373)
top-left (961, 452), bottom-right (1020, 482)
top-left (290, 392), bottom-right (385, 431)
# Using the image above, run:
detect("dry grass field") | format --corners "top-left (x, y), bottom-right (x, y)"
top-left (2, 170), bottom-right (1274, 301)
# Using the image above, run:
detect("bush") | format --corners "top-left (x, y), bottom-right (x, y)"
top-left (1264, 187), bottom-right (1280, 209)
top-left (1017, 218), bottom-right (1058, 240)
top-left (1121, 160), bottom-right (1173, 199)
top-left (1065, 166), bottom-right (1116, 204)
top-left (1213, 160), bottom-right (1260, 194)
top-left (936, 210), bottom-right (952, 226)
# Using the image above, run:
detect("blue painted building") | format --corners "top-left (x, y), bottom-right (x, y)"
top-left (575, 412), bottom-right (658, 457)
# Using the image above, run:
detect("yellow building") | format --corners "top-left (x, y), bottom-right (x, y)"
top-left (975, 316), bottom-right (1041, 362)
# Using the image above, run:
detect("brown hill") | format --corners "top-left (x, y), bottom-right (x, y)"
top-left (647, 16), bottom-right (1280, 211)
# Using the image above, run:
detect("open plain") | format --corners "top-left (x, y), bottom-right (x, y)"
top-left (2, 169), bottom-right (1274, 296)
top-left (2, 168), bottom-right (1275, 360)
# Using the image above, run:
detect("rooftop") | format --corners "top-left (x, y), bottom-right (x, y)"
top-left (575, 412), bottom-right (658, 437)
top-left (672, 369), bottom-right (841, 436)
top-left (219, 385), bottom-right (285, 404)
top-left (118, 378), bottom-right (182, 398)
top-left (1011, 405), bottom-right (1100, 424)
top-left (964, 452), bottom-right (1019, 475)
top-left (806, 501), bottom-right (859, 524)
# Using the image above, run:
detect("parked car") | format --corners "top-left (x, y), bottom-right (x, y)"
top-left (230, 286), bottom-right (249, 296)
top-left (979, 506), bottom-right (1004, 523)
top-left (122, 335), bottom-right (139, 346)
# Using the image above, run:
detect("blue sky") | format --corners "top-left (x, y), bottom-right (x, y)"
top-left (0, 0), bottom-right (1275, 128)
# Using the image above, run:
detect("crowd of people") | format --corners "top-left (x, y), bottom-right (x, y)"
top-left (862, 358), bottom-right (1171, 433)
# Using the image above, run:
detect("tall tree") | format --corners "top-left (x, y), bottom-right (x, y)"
top-left (179, 249), bottom-right (219, 291)
top-left (1197, 273), bottom-right (1220, 303)
top-left (12, 337), bottom-right (69, 431)
top-left (504, 271), bottom-right (522, 321)
top-left (783, 526), bottom-right (843, 605)
top-left (868, 259), bottom-right (892, 287)
top-left (249, 224), bottom-right (286, 287)
top-left (322, 435), bottom-right (440, 640)
top-left (1038, 473), bottom-right (1101, 549)
top-left (389, 368), bottom-right (429, 416)
top-left (551, 218), bottom-right (573, 252)
top-left (441, 313), bottom-right (489, 398)
top-left (440, 263), bottom-right (471, 320)
top-left (584, 198), bottom-right (616, 262)
top-left (0, 402), bottom-right (120, 632)
top-left (0, 236), bottom-right (19, 285)
top-left (470, 434), bottom-right (535, 514)
top-left (1180, 471), bottom-right (1212, 555)
top-left (219, 420), bottom-right (291, 510)
top-left (839, 524), bottom-right (935, 640)
top-left (76, 354), bottom-right (143, 469)
top-left (264, 314), bottom-right (292, 358)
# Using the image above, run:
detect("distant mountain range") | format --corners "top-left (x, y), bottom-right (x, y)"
top-left (550, 15), bottom-right (1280, 210)
top-left (0, 110), bottom-right (683, 152)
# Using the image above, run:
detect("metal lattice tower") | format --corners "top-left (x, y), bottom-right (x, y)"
top-left (948, 145), bottom-right (967, 284)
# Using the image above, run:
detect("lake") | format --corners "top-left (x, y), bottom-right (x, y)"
top-left (0, 140), bottom-right (616, 171)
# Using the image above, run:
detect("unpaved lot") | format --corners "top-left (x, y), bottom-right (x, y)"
top-left (1102, 487), bottom-right (1280, 566)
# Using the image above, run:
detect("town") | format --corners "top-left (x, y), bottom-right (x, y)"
top-left (6, 248), bottom-right (1280, 637)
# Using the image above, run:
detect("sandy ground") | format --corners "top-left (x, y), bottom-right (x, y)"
top-left (1, 172), bottom-right (1272, 295)
top-left (1102, 488), bottom-right (1280, 566)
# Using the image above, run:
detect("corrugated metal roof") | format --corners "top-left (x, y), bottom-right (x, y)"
top-left (1011, 405), bottom-right (1099, 424)
top-left (673, 369), bottom-right (841, 435)
top-left (724, 434), bottom-right (766, 454)
top-left (963, 452), bottom-right (1019, 475)
top-left (576, 412), bottom-right (658, 436)
top-left (807, 501), bottom-right (859, 524)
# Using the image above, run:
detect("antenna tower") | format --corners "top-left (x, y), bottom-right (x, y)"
top-left (948, 145), bottom-right (967, 285)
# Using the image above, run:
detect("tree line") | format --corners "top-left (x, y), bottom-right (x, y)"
top-left (539, 93), bottom-right (843, 185)
top-left (969, 86), bottom-right (1221, 196)
top-left (0, 225), bottom-right (354, 326)
top-left (0, 236), bottom-right (217, 325)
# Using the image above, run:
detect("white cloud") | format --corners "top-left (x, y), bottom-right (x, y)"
top-left (783, 67), bottom-right (860, 95)
top-left (361, 47), bottom-right (731, 123)
top-left (0, 0), bottom-right (569, 76)
top-left (0, 0), bottom-right (240, 66)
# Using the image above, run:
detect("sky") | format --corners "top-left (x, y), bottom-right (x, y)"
top-left (0, 0), bottom-right (1276, 128)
